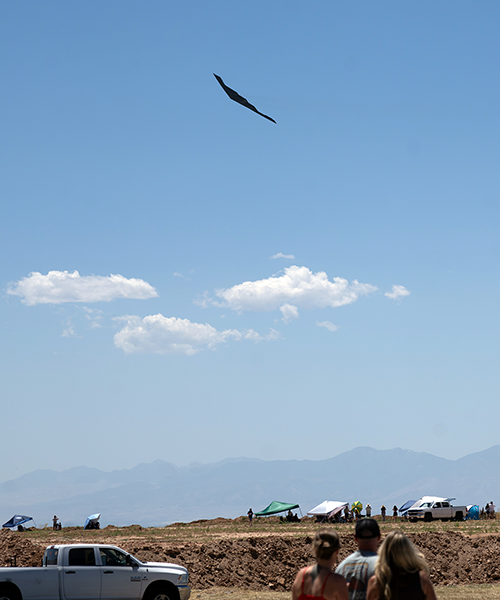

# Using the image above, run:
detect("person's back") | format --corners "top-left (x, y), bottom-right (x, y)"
top-left (366, 531), bottom-right (437, 600)
top-left (388, 570), bottom-right (426, 600)
top-left (292, 530), bottom-right (348, 600)
top-left (336, 550), bottom-right (378, 599)
top-left (335, 518), bottom-right (380, 600)
top-left (297, 565), bottom-right (348, 600)
top-left (368, 569), bottom-right (434, 600)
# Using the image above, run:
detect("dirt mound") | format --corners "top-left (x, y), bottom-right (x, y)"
top-left (0, 529), bottom-right (44, 567)
top-left (409, 531), bottom-right (500, 586)
top-left (1, 529), bottom-right (500, 590)
top-left (122, 532), bottom-right (500, 591)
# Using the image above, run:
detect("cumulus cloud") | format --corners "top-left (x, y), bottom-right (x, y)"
top-left (385, 284), bottom-right (411, 300)
top-left (316, 320), bottom-right (338, 333)
top-left (113, 314), bottom-right (279, 355)
top-left (270, 252), bottom-right (295, 260)
top-left (214, 266), bottom-right (377, 316)
top-left (7, 271), bottom-right (158, 305)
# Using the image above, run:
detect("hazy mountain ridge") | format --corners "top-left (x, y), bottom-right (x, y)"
top-left (1, 447), bottom-right (498, 527)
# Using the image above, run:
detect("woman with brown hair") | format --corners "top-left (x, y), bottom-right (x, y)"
top-left (292, 530), bottom-right (348, 600)
top-left (366, 531), bottom-right (437, 600)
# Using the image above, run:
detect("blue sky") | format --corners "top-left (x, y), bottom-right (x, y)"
top-left (1, 1), bottom-right (499, 483)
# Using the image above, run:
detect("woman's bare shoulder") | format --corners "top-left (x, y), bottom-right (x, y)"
top-left (325, 572), bottom-right (349, 600)
top-left (419, 571), bottom-right (437, 600)
top-left (366, 574), bottom-right (379, 600)
top-left (292, 567), bottom-right (309, 600)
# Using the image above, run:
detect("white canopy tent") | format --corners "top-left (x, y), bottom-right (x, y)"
top-left (307, 500), bottom-right (349, 518)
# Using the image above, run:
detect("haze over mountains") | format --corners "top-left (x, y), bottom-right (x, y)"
top-left (1, 447), bottom-right (498, 527)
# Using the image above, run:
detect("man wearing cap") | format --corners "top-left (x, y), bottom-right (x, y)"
top-left (335, 518), bottom-right (380, 600)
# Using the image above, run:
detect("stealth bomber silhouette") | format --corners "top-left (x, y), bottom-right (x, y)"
top-left (214, 74), bottom-right (276, 124)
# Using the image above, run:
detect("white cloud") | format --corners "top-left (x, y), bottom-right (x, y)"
top-left (83, 307), bottom-right (103, 329)
top-left (113, 314), bottom-right (279, 356)
top-left (7, 270), bottom-right (158, 305)
top-left (193, 291), bottom-right (212, 309)
top-left (385, 284), bottom-right (411, 300)
top-left (316, 320), bottom-right (338, 333)
top-left (173, 272), bottom-right (190, 280)
top-left (214, 265), bottom-right (377, 315)
top-left (280, 303), bottom-right (299, 324)
top-left (61, 322), bottom-right (77, 337)
top-left (270, 252), bottom-right (295, 260)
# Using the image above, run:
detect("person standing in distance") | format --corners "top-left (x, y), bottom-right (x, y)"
top-left (335, 518), bottom-right (380, 600)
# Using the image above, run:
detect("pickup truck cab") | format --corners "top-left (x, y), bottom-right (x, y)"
top-left (0, 543), bottom-right (191, 600)
top-left (407, 496), bottom-right (467, 522)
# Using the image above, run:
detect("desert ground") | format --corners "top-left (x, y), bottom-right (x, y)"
top-left (1, 516), bottom-right (500, 599)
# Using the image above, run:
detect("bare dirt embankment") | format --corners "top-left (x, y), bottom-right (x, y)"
top-left (1, 520), bottom-right (500, 592)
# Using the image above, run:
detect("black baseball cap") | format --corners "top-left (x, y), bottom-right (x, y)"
top-left (355, 518), bottom-right (380, 539)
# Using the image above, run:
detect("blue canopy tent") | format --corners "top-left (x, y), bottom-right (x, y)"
top-left (2, 515), bottom-right (35, 530)
top-left (84, 513), bottom-right (101, 530)
top-left (398, 500), bottom-right (417, 516)
top-left (466, 505), bottom-right (479, 520)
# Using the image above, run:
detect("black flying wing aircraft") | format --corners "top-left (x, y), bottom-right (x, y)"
top-left (214, 74), bottom-right (276, 124)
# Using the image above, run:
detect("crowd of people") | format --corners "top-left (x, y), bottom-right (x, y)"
top-left (282, 510), bottom-right (301, 522)
top-left (248, 500), bottom-right (495, 598)
top-left (249, 500), bottom-right (496, 526)
top-left (312, 505), bottom-right (403, 525)
top-left (292, 519), bottom-right (438, 600)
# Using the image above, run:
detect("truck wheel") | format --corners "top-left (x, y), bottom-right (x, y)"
top-left (409, 518), bottom-right (417, 523)
top-left (424, 513), bottom-right (432, 522)
top-left (0, 585), bottom-right (21, 600)
top-left (455, 512), bottom-right (463, 521)
top-left (147, 593), bottom-right (171, 600)
top-left (144, 584), bottom-right (179, 600)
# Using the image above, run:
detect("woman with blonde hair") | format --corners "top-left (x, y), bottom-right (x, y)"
top-left (366, 531), bottom-right (437, 600)
top-left (292, 530), bottom-right (348, 600)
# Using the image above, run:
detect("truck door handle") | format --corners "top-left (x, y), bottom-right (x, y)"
top-left (103, 570), bottom-right (114, 574)
top-left (65, 571), bottom-right (76, 574)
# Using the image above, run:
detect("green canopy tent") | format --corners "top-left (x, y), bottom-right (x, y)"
top-left (255, 501), bottom-right (302, 517)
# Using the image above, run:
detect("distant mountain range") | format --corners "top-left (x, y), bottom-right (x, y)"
top-left (1, 447), bottom-right (498, 527)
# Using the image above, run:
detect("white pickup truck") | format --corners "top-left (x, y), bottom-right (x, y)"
top-left (0, 543), bottom-right (191, 600)
top-left (406, 496), bottom-right (467, 522)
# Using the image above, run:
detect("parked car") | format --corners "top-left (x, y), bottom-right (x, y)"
top-left (0, 543), bottom-right (191, 600)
